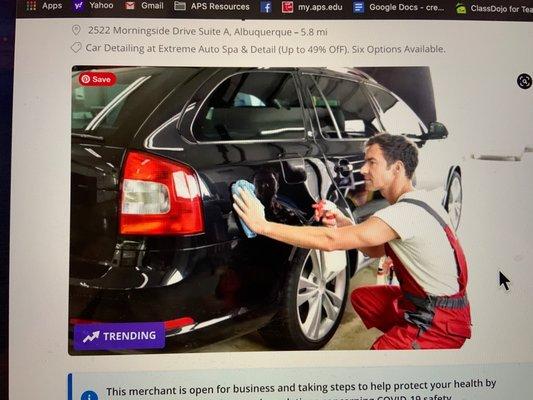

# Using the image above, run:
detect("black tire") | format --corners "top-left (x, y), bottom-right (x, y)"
top-left (445, 170), bottom-right (462, 230)
top-left (260, 248), bottom-right (349, 350)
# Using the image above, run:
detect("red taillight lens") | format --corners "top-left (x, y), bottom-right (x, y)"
top-left (120, 151), bottom-right (204, 235)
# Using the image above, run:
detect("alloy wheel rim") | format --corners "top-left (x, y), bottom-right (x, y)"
top-left (296, 250), bottom-right (347, 341)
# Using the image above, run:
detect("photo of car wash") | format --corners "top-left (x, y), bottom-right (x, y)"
top-left (69, 66), bottom-right (466, 353)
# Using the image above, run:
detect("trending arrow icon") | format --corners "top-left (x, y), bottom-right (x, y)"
top-left (499, 271), bottom-right (511, 291)
top-left (82, 331), bottom-right (101, 343)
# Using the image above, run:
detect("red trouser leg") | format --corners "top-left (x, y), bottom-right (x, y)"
top-left (352, 286), bottom-right (470, 350)
top-left (371, 324), bottom-right (420, 350)
top-left (350, 285), bottom-right (404, 333)
top-left (372, 308), bottom-right (470, 350)
top-left (352, 285), bottom-right (424, 350)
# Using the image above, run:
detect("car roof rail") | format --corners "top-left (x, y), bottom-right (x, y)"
top-left (312, 67), bottom-right (378, 83)
top-left (344, 68), bottom-right (377, 82)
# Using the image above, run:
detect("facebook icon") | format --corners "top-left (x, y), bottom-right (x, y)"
top-left (353, 1), bottom-right (365, 13)
top-left (260, 1), bottom-right (272, 13)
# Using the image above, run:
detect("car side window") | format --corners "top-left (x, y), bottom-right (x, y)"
top-left (193, 72), bottom-right (306, 142)
top-left (307, 75), bottom-right (380, 140)
top-left (366, 84), bottom-right (427, 136)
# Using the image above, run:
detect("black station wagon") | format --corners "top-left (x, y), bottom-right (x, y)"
top-left (70, 67), bottom-right (462, 352)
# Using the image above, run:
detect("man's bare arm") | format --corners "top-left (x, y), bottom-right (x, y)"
top-left (233, 189), bottom-right (397, 251)
top-left (318, 208), bottom-right (386, 257)
top-left (260, 217), bottom-right (396, 251)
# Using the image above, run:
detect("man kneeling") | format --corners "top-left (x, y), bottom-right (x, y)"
top-left (233, 133), bottom-right (471, 349)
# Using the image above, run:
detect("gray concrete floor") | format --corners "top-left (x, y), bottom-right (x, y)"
top-left (198, 265), bottom-right (383, 352)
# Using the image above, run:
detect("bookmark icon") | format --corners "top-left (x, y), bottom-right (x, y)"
top-left (174, 1), bottom-right (186, 11)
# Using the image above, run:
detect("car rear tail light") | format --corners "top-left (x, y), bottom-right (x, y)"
top-left (120, 151), bottom-right (204, 235)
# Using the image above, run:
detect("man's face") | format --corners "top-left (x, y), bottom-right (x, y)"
top-left (360, 144), bottom-right (395, 191)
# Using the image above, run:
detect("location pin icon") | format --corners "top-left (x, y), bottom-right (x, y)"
top-left (72, 25), bottom-right (81, 35)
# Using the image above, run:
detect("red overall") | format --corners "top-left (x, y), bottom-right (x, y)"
top-left (351, 199), bottom-right (471, 350)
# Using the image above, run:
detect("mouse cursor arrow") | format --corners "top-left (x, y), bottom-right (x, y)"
top-left (499, 271), bottom-right (511, 291)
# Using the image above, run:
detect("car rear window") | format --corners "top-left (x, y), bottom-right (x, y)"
top-left (71, 67), bottom-right (197, 139)
top-left (193, 72), bottom-right (306, 142)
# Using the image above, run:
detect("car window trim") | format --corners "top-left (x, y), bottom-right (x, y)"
top-left (189, 70), bottom-right (308, 145)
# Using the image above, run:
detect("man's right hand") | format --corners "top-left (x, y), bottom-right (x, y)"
top-left (312, 200), bottom-right (336, 225)
top-left (320, 210), bottom-right (337, 227)
top-left (312, 201), bottom-right (353, 228)
top-left (323, 209), bottom-right (354, 228)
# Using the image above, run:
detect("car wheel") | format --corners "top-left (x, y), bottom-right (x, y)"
top-left (260, 248), bottom-right (349, 350)
top-left (445, 171), bottom-right (462, 230)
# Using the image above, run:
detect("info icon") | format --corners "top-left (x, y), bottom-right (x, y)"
top-left (281, 1), bottom-right (293, 14)
top-left (517, 73), bottom-right (532, 90)
top-left (81, 390), bottom-right (98, 400)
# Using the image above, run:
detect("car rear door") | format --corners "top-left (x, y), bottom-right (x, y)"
top-left (140, 68), bottom-right (321, 315)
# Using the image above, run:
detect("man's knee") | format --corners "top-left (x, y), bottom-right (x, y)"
top-left (350, 286), bottom-right (387, 330)
top-left (351, 285), bottom-right (404, 331)
top-left (350, 287), bottom-right (368, 313)
top-left (350, 286), bottom-right (380, 318)
top-left (350, 285), bottom-right (400, 313)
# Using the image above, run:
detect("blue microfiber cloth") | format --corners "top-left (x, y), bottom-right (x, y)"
top-left (232, 180), bottom-right (261, 238)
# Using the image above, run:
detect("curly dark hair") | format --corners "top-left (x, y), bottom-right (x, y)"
top-left (366, 133), bottom-right (418, 179)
